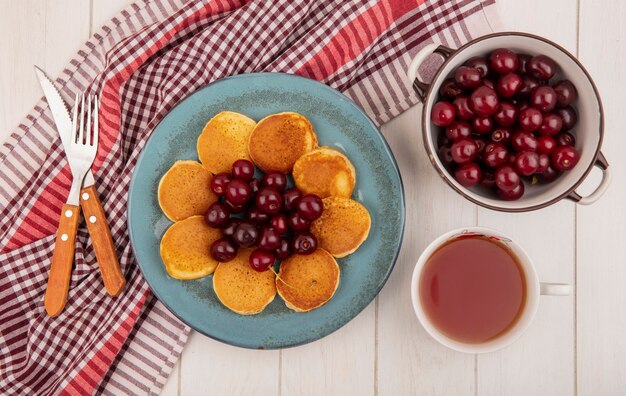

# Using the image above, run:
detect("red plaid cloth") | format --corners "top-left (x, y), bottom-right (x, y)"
top-left (0, 0), bottom-right (499, 394)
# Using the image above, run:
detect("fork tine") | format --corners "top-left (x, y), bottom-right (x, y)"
top-left (86, 95), bottom-right (92, 145)
top-left (78, 94), bottom-right (86, 144)
top-left (93, 96), bottom-right (99, 148)
top-left (72, 93), bottom-right (79, 143)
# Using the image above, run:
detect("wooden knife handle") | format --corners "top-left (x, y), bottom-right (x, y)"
top-left (80, 184), bottom-right (126, 296)
top-left (44, 204), bottom-right (80, 317)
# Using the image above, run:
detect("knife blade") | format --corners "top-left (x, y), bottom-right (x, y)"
top-left (34, 66), bottom-right (95, 187)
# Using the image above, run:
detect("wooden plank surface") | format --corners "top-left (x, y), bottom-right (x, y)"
top-left (1, 1), bottom-right (625, 395)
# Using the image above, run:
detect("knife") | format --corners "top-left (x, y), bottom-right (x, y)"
top-left (35, 66), bottom-right (126, 297)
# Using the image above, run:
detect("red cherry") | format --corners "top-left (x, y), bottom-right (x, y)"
top-left (446, 120), bottom-right (472, 141)
top-left (270, 214), bottom-right (288, 234)
top-left (511, 130), bottom-right (538, 152)
top-left (527, 55), bottom-right (557, 80)
top-left (291, 232), bottom-right (318, 255)
top-left (233, 222), bottom-right (259, 247)
top-left (225, 179), bottom-right (252, 206)
top-left (464, 57), bottom-right (489, 78)
top-left (470, 86), bottom-right (499, 117)
top-left (210, 238), bottom-right (238, 262)
top-left (481, 170), bottom-right (496, 189)
top-left (210, 173), bottom-right (232, 196)
top-left (491, 127), bottom-right (512, 144)
top-left (551, 146), bottom-right (580, 171)
top-left (454, 163), bottom-right (483, 187)
top-left (472, 116), bottom-right (493, 135)
top-left (496, 73), bottom-right (522, 98)
top-left (553, 80), bottom-right (577, 107)
top-left (538, 165), bottom-right (560, 183)
top-left (498, 182), bottom-right (525, 201)
top-left (275, 239), bottom-right (291, 260)
top-left (455, 66), bottom-right (482, 89)
top-left (231, 159), bottom-right (255, 181)
top-left (514, 151), bottom-right (540, 176)
top-left (262, 172), bottom-right (287, 192)
top-left (537, 136), bottom-right (557, 154)
top-left (283, 188), bottom-right (303, 212)
top-left (439, 78), bottom-right (464, 99)
top-left (256, 188), bottom-right (283, 215)
top-left (518, 107), bottom-right (543, 131)
top-left (438, 146), bottom-right (454, 169)
top-left (430, 101), bottom-right (456, 126)
top-left (530, 86), bottom-right (558, 112)
top-left (249, 249), bottom-right (275, 272)
top-left (517, 54), bottom-right (532, 74)
top-left (258, 226), bottom-right (282, 251)
top-left (493, 102), bottom-right (518, 126)
top-left (296, 194), bottom-right (324, 221)
top-left (518, 75), bottom-right (540, 97)
top-left (537, 113), bottom-right (563, 136)
top-left (453, 96), bottom-right (475, 120)
top-left (450, 138), bottom-right (479, 164)
top-left (555, 132), bottom-right (576, 147)
top-left (288, 212), bottom-right (310, 232)
top-left (536, 154), bottom-right (551, 173)
top-left (246, 207), bottom-right (270, 225)
top-left (483, 143), bottom-right (509, 168)
top-left (495, 165), bottom-right (521, 192)
top-left (555, 106), bottom-right (577, 131)
top-left (222, 219), bottom-right (242, 238)
top-left (489, 48), bottom-right (519, 74)
top-left (205, 202), bottom-right (230, 228)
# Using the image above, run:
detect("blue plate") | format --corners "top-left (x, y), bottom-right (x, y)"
top-left (128, 73), bottom-right (405, 349)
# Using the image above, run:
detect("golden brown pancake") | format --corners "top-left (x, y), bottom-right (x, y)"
top-left (160, 216), bottom-right (221, 280)
top-left (158, 160), bottom-right (217, 222)
top-left (248, 112), bottom-right (318, 173)
top-left (276, 249), bottom-right (340, 312)
top-left (310, 197), bottom-right (371, 258)
top-left (292, 147), bottom-right (356, 198)
top-left (213, 248), bottom-right (276, 315)
top-left (197, 111), bottom-right (257, 174)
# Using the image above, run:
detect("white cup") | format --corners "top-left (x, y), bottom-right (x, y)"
top-left (411, 226), bottom-right (571, 354)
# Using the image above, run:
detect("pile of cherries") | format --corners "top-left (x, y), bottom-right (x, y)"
top-left (431, 48), bottom-right (580, 200)
top-left (205, 159), bottom-right (323, 272)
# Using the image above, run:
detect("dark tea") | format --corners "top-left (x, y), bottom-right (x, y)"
top-left (419, 234), bottom-right (526, 344)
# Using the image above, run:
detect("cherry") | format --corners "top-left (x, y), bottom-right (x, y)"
top-left (527, 55), bottom-right (557, 80)
top-left (517, 54), bottom-right (532, 74)
top-left (514, 151), bottom-right (540, 176)
top-left (231, 159), bottom-right (255, 181)
top-left (446, 120), bottom-right (472, 141)
top-left (262, 172), bottom-right (287, 192)
top-left (483, 143), bottom-right (509, 168)
top-left (481, 170), bottom-right (496, 189)
top-left (537, 113), bottom-right (563, 136)
top-left (247, 207), bottom-right (270, 225)
top-left (553, 80), bottom-right (577, 107)
top-left (470, 86), bottom-right (499, 116)
top-left (211, 238), bottom-right (238, 262)
top-left (496, 73), bottom-right (522, 98)
top-left (555, 106), bottom-right (577, 130)
top-left (226, 179), bottom-right (252, 206)
top-left (518, 107), bottom-right (543, 131)
top-left (283, 188), bottom-right (303, 212)
top-left (256, 187), bottom-right (283, 215)
top-left (438, 146), bottom-right (454, 169)
top-left (249, 178), bottom-right (261, 194)
top-left (439, 78), bottom-right (464, 99)
top-left (495, 165), bottom-right (521, 191)
top-left (538, 165), bottom-right (560, 182)
top-left (464, 57), bottom-right (489, 77)
top-left (491, 127), bottom-right (512, 144)
top-left (530, 86), bottom-right (558, 112)
top-left (233, 222), bottom-right (259, 248)
top-left (455, 66), bottom-right (482, 89)
top-left (222, 219), bottom-right (242, 238)
top-left (288, 212), bottom-right (310, 232)
top-left (453, 96), bottom-right (475, 120)
top-left (551, 146), bottom-right (580, 171)
top-left (518, 75), bottom-right (540, 97)
top-left (224, 200), bottom-right (246, 214)
top-left (536, 154), bottom-right (551, 173)
top-left (296, 194), bottom-right (324, 221)
top-left (454, 163), bottom-right (482, 187)
top-left (431, 101), bottom-right (456, 126)
top-left (258, 226), bottom-right (281, 251)
top-left (275, 239), bottom-right (291, 260)
top-left (210, 173), bottom-right (232, 196)
top-left (291, 232), bottom-right (318, 255)
top-left (498, 182), bottom-right (524, 201)
top-left (437, 131), bottom-right (450, 148)
top-left (249, 249), bottom-right (275, 272)
top-left (475, 137), bottom-right (488, 158)
top-left (205, 202), bottom-right (230, 228)
top-left (537, 136), bottom-right (557, 154)
top-left (511, 130), bottom-right (538, 152)
top-left (482, 78), bottom-right (495, 89)
top-left (489, 48), bottom-right (519, 74)
top-left (493, 102), bottom-right (518, 126)
top-left (472, 116), bottom-right (494, 134)
top-left (450, 138), bottom-right (479, 164)
top-left (555, 132), bottom-right (576, 146)
top-left (270, 214), bottom-right (288, 234)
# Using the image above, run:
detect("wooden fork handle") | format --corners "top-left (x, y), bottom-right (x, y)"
top-left (80, 184), bottom-right (126, 296)
top-left (44, 204), bottom-right (80, 317)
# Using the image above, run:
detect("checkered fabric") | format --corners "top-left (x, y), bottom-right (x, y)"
top-left (0, 0), bottom-right (499, 394)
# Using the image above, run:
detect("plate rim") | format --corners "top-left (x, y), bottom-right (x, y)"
top-left (127, 72), bottom-right (406, 349)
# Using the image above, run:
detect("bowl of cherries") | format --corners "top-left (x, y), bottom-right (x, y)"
top-left (407, 32), bottom-right (611, 211)
top-left (205, 159), bottom-right (323, 272)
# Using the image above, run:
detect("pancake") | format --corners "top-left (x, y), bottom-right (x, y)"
top-left (158, 160), bottom-right (217, 222)
top-left (213, 248), bottom-right (277, 315)
top-left (197, 111), bottom-right (257, 174)
top-left (310, 197), bottom-right (371, 258)
top-left (248, 112), bottom-right (318, 172)
top-left (160, 216), bottom-right (221, 280)
top-left (292, 147), bottom-right (356, 198)
top-left (276, 249), bottom-right (340, 312)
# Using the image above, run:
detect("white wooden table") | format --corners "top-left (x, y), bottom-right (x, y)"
top-left (1, 1), bottom-right (624, 395)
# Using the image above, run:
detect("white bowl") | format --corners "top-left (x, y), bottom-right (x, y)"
top-left (408, 32), bottom-right (611, 212)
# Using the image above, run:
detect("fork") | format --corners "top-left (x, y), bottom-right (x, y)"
top-left (44, 94), bottom-right (99, 317)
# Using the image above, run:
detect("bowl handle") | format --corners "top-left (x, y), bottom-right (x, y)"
top-left (407, 43), bottom-right (455, 101)
top-left (567, 151), bottom-right (612, 205)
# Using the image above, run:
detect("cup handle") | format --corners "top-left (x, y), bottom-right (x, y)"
top-left (407, 43), bottom-right (455, 101)
top-left (540, 283), bottom-right (572, 296)
top-left (567, 151), bottom-right (612, 205)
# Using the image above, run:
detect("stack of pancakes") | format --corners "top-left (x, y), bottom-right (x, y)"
top-left (157, 111), bottom-right (371, 315)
